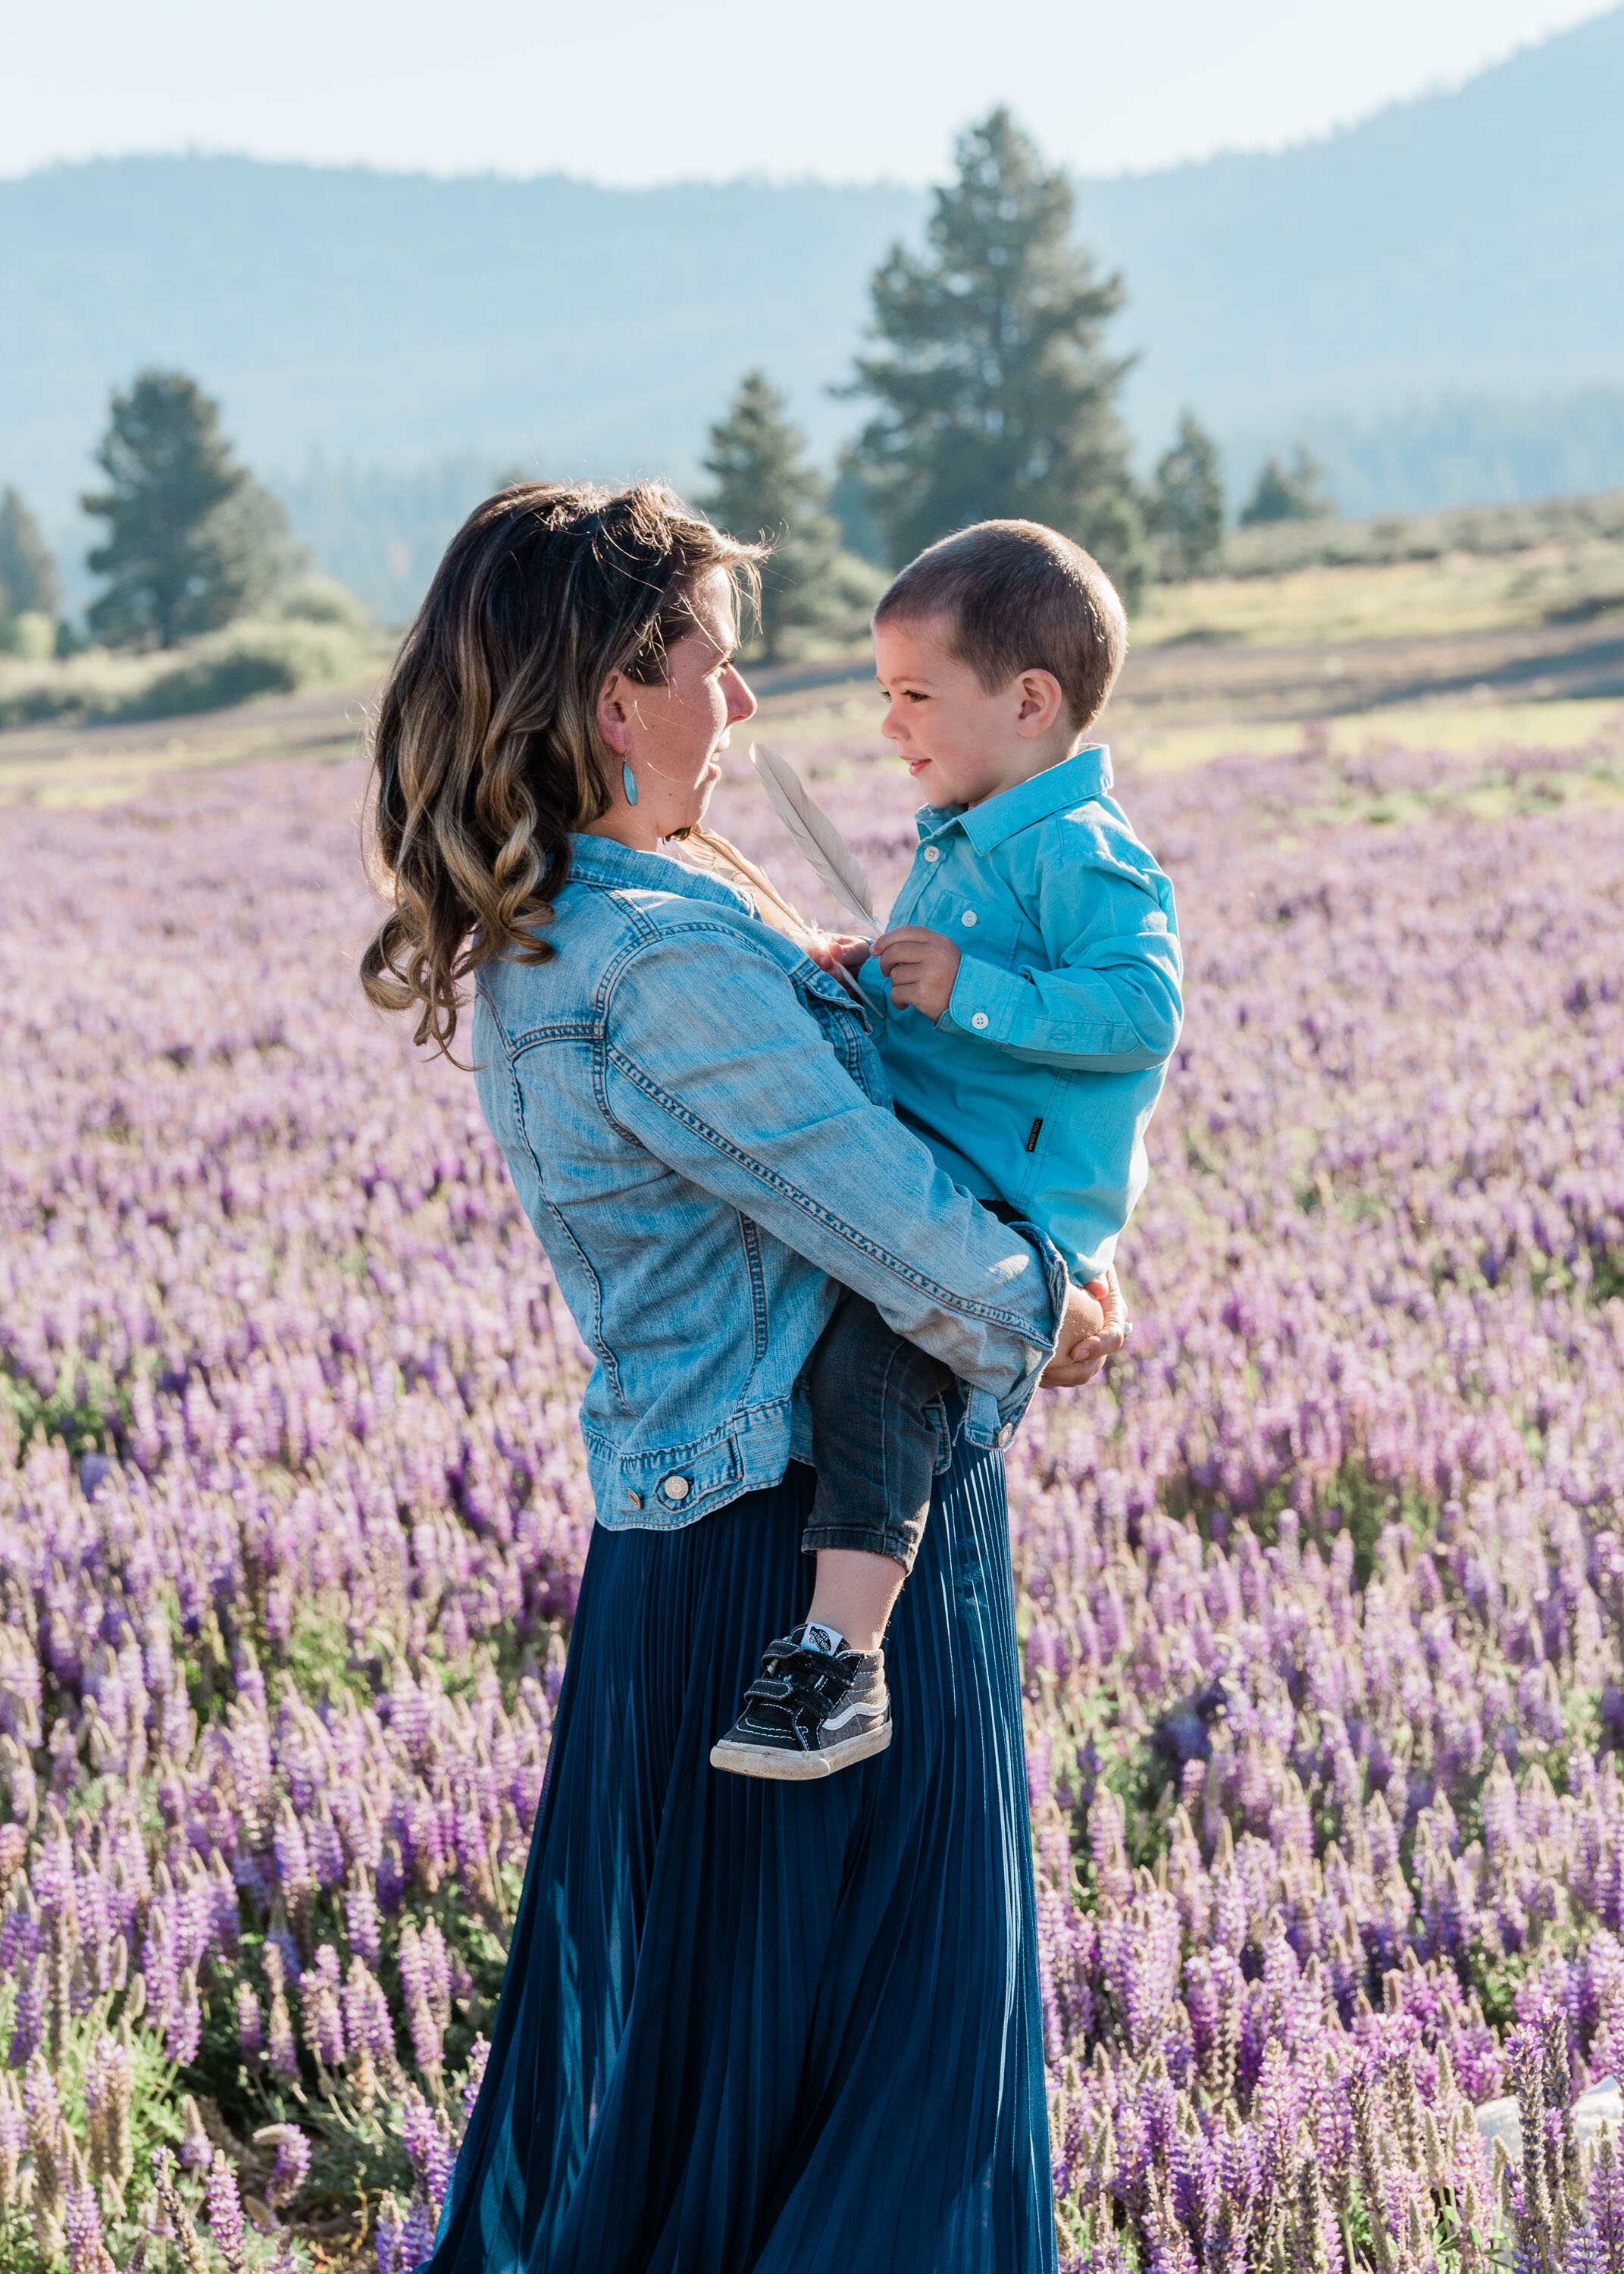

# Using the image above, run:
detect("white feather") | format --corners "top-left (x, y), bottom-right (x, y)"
top-left (749, 744), bottom-right (878, 935)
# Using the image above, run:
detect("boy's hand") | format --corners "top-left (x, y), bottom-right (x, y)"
top-left (1040, 1267), bottom-right (1129, 1389)
top-left (875, 926), bottom-right (962, 1021)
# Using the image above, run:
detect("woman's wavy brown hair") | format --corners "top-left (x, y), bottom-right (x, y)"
top-left (360, 479), bottom-right (764, 1054)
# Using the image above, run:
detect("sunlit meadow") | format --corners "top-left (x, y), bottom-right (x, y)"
top-left (2, 719), bottom-right (1623, 2272)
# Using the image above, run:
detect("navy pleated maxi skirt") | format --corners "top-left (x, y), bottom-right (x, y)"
top-left (426, 1434), bottom-right (1057, 2274)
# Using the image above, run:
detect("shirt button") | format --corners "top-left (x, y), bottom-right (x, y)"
top-left (960, 910), bottom-right (978, 927)
top-left (922, 846), bottom-right (941, 863)
top-left (971, 1012), bottom-right (990, 1030)
top-left (662, 1474), bottom-right (691, 1502)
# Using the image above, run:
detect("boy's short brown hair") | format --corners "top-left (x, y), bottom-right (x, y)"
top-left (874, 519), bottom-right (1127, 731)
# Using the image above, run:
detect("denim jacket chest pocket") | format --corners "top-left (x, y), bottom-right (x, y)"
top-left (793, 962), bottom-right (890, 1106)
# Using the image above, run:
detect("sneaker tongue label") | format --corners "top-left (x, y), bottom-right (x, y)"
top-left (802, 1623), bottom-right (845, 1657)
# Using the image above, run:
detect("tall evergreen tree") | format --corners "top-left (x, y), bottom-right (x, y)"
top-left (0, 487), bottom-right (62, 622)
top-left (1239, 446), bottom-right (1335, 527)
top-left (1148, 412), bottom-right (1225, 580)
top-left (699, 371), bottom-right (856, 662)
top-left (843, 109), bottom-right (1147, 606)
top-left (82, 370), bottom-right (296, 649)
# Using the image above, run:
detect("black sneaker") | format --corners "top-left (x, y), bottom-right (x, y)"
top-left (710, 1627), bottom-right (892, 1781)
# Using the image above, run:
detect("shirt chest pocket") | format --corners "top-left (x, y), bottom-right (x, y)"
top-left (931, 885), bottom-right (1036, 976)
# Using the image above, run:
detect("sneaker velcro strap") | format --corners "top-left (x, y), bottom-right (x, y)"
top-left (743, 1674), bottom-right (794, 1704)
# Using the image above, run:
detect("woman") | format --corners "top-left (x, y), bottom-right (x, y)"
top-left (361, 480), bottom-right (1122, 2273)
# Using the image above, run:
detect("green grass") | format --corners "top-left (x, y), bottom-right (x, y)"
top-left (1137, 540), bottom-right (1624, 650)
top-left (1219, 488), bottom-right (1624, 578)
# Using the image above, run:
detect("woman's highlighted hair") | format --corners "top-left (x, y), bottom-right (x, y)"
top-left (360, 480), bottom-right (762, 1054)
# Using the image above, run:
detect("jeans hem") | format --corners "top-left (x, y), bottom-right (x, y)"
top-left (799, 1523), bottom-right (919, 1575)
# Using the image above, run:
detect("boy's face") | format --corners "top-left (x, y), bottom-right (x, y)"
top-left (873, 614), bottom-right (1072, 809)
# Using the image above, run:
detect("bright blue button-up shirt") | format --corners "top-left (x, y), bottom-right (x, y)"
top-left (856, 745), bottom-right (1182, 1279)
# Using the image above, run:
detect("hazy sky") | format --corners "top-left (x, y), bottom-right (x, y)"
top-left (5, 0), bottom-right (1613, 184)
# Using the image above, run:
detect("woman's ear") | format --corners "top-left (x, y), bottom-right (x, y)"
top-left (596, 670), bottom-right (631, 757)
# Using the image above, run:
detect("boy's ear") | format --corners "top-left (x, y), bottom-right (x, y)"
top-left (1013, 667), bottom-right (1068, 738)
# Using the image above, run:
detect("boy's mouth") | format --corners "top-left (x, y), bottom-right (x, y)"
top-left (906, 756), bottom-right (931, 775)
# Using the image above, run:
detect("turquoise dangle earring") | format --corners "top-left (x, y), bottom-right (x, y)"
top-left (621, 762), bottom-right (639, 806)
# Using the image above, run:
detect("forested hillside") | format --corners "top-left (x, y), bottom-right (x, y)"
top-left (2, 5), bottom-right (1621, 576)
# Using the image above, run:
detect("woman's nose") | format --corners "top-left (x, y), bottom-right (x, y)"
top-left (724, 666), bottom-right (757, 725)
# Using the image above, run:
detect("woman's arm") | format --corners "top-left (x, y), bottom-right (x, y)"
top-left (587, 924), bottom-right (1078, 1408)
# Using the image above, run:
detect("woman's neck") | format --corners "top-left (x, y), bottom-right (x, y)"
top-left (580, 813), bottom-right (665, 854)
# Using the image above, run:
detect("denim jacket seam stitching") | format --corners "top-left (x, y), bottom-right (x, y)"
top-left (584, 1414), bottom-right (751, 1463)
top-left (543, 1203), bottom-right (633, 1417)
top-left (589, 923), bottom-right (878, 1138)
top-left (577, 874), bottom-right (662, 945)
top-left (603, 1045), bottom-right (1047, 1336)
top-left (508, 1021), bottom-right (595, 1053)
top-left (737, 1215), bottom-right (770, 1368)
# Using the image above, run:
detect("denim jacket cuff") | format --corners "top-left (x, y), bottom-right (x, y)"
top-left (959, 1219), bottom-right (1068, 1452)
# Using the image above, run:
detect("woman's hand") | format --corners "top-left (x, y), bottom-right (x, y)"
top-left (1040, 1267), bottom-right (1129, 1389)
top-left (807, 932), bottom-right (874, 976)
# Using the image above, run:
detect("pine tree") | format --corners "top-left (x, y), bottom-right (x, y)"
top-left (1239, 446), bottom-right (1335, 527)
top-left (0, 487), bottom-right (62, 622)
top-left (81, 370), bottom-right (297, 649)
top-left (699, 371), bottom-right (857, 663)
top-left (1148, 412), bottom-right (1225, 581)
top-left (843, 109), bottom-right (1147, 606)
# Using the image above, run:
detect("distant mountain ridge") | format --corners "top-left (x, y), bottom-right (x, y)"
top-left (1082, 3), bottom-right (1624, 447)
top-left (3, 5), bottom-right (1621, 608)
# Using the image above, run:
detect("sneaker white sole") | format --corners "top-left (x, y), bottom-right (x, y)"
top-left (709, 1722), bottom-right (893, 1781)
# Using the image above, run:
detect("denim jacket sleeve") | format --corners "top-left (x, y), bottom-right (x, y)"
top-left (589, 922), bottom-right (1063, 1413)
top-left (938, 866), bottom-right (1184, 1072)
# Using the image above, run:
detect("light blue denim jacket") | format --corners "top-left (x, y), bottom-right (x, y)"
top-left (857, 745), bottom-right (1182, 1278)
top-left (471, 834), bottom-right (1066, 1533)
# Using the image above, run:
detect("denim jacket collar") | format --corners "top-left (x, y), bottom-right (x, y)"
top-left (567, 832), bottom-right (754, 912)
top-left (564, 837), bottom-right (750, 914)
top-left (915, 744), bottom-right (1115, 855)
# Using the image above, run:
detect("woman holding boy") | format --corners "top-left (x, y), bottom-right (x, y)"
top-left (361, 478), bottom-right (1173, 2271)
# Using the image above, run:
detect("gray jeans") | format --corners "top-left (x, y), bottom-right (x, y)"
top-left (799, 1290), bottom-right (954, 1575)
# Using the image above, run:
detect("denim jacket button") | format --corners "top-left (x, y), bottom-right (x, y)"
top-left (662, 1474), bottom-right (692, 1502)
top-left (996, 1424), bottom-right (1013, 1448)
top-left (625, 1489), bottom-right (643, 1508)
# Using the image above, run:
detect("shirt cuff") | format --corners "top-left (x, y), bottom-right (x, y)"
top-left (939, 954), bottom-right (1027, 1044)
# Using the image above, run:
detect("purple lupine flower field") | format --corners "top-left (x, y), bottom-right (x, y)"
top-left (2, 719), bottom-right (1623, 2271)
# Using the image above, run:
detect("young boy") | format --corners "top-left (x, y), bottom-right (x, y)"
top-left (710, 520), bottom-right (1181, 1780)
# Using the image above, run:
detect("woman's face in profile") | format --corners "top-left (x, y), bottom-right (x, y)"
top-left (602, 568), bottom-right (757, 841)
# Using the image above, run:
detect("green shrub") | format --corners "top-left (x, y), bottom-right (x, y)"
top-left (0, 609), bottom-right (56, 661)
top-left (277, 574), bottom-right (374, 631)
top-left (0, 615), bottom-right (386, 728)
top-left (124, 638), bottom-right (302, 718)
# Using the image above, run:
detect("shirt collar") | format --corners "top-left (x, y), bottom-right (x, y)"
top-left (567, 832), bottom-right (754, 912)
top-left (916, 744), bottom-right (1114, 854)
